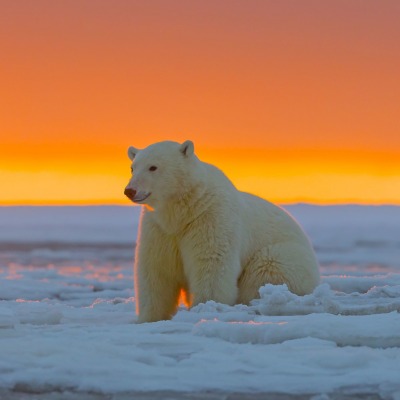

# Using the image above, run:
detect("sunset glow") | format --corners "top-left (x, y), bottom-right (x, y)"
top-left (1, 1), bottom-right (399, 205)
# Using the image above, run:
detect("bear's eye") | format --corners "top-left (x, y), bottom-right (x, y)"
top-left (149, 166), bottom-right (158, 172)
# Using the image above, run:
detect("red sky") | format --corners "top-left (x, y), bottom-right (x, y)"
top-left (1, 1), bottom-right (399, 205)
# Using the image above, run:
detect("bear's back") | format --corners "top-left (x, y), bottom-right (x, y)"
top-left (238, 191), bottom-right (311, 251)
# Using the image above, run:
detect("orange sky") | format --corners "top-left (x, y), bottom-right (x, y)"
top-left (1, 1), bottom-right (399, 205)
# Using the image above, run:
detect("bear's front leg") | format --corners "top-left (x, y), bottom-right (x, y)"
top-left (180, 219), bottom-right (241, 307)
top-left (135, 214), bottom-right (182, 323)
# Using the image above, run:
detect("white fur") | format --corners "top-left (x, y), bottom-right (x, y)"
top-left (125, 140), bottom-right (320, 323)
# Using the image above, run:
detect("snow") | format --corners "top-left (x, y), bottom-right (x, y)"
top-left (0, 205), bottom-right (400, 397)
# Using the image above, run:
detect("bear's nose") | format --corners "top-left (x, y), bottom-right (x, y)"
top-left (124, 188), bottom-right (136, 200)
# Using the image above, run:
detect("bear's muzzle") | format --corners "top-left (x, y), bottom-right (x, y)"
top-left (124, 188), bottom-right (151, 203)
top-left (124, 188), bottom-right (136, 201)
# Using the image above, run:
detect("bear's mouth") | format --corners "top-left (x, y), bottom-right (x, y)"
top-left (133, 192), bottom-right (151, 203)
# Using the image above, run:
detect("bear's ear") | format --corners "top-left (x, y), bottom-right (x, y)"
top-left (127, 146), bottom-right (140, 161)
top-left (180, 140), bottom-right (194, 157)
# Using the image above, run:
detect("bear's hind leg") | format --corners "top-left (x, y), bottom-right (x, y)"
top-left (237, 243), bottom-right (319, 304)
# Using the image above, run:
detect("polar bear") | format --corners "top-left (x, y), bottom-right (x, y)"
top-left (125, 140), bottom-right (320, 323)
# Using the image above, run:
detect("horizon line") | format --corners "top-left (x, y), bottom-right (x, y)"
top-left (1, 201), bottom-right (400, 207)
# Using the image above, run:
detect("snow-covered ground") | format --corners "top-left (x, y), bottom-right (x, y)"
top-left (0, 205), bottom-right (399, 398)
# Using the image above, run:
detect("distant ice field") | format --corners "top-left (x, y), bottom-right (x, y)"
top-left (0, 205), bottom-right (399, 398)
top-left (0, 204), bottom-right (399, 270)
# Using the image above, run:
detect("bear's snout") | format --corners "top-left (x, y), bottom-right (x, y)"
top-left (124, 188), bottom-right (136, 201)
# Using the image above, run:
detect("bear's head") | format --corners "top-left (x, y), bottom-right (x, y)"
top-left (124, 140), bottom-right (198, 208)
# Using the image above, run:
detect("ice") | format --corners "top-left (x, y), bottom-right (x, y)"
top-left (193, 311), bottom-right (400, 348)
top-left (285, 204), bottom-right (400, 269)
top-left (0, 206), bottom-right (141, 243)
top-left (0, 205), bottom-right (400, 397)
